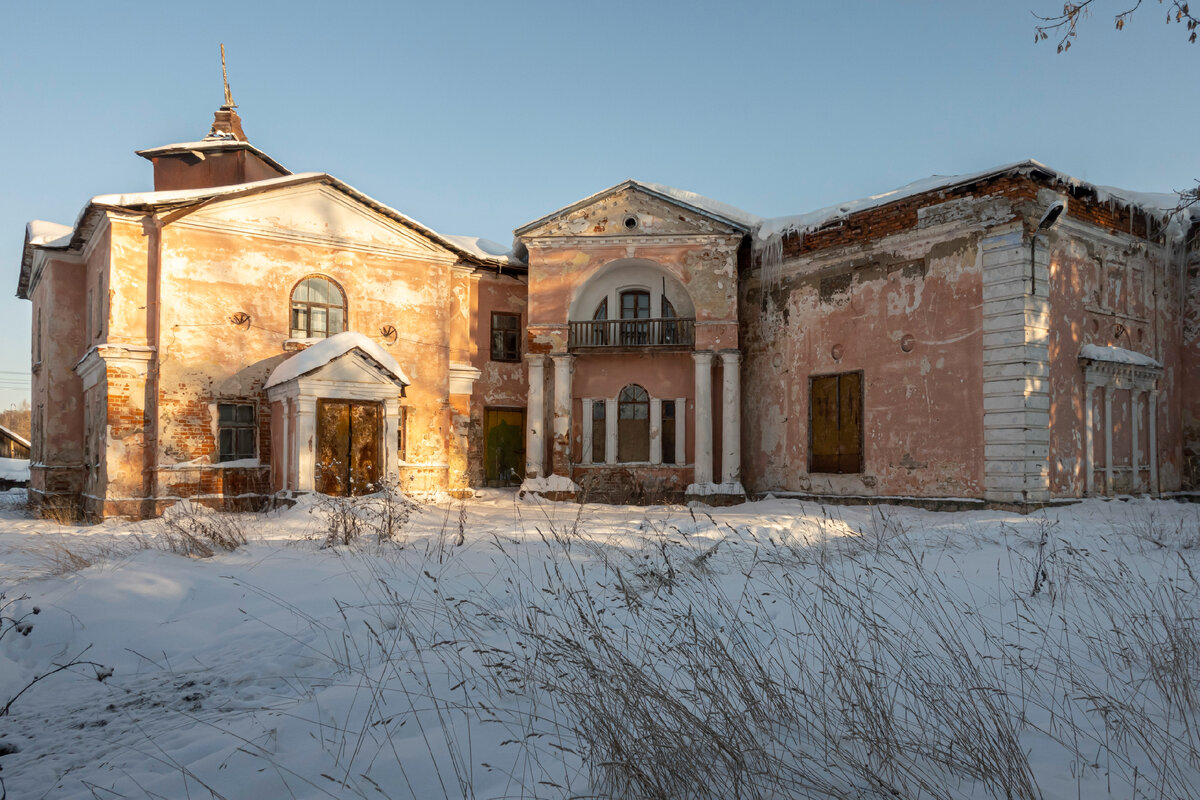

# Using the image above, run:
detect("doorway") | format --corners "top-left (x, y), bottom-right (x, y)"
top-left (484, 408), bottom-right (525, 486)
top-left (316, 399), bottom-right (382, 496)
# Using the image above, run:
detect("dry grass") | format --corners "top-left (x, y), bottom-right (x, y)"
top-left (157, 501), bottom-right (250, 557)
top-left (301, 501), bottom-right (1199, 799)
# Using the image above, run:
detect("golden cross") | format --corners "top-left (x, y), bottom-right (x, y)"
top-left (221, 43), bottom-right (236, 108)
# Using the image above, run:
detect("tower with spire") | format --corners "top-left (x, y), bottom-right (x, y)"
top-left (135, 44), bottom-right (289, 191)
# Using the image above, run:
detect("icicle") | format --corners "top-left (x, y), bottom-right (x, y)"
top-left (756, 230), bottom-right (785, 295)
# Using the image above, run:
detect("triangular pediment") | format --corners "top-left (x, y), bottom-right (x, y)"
top-left (183, 183), bottom-right (452, 259)
top-left (517, 182), bottom-right (750, 239)
top-left (292, 349), bottom-right (406, 390)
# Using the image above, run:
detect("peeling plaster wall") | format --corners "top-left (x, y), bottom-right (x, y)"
top-left (1046, 219), bottom-right (1187, 496)
top-left (467, 271), bottom-right (529, 486)
top-left (149, 220), bottom-right (459, 501)
top-left (1181, 236), bottom-right (1200, 490)
top-left (740, 211), bottom-right (990, 499)
top-left (28, 252), bottom-right (88, 504)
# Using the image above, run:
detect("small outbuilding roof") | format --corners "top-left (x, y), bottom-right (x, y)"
top-left (0, 424), bottom-right (31, 449)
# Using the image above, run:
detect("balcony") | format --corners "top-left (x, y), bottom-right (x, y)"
top-left (568, 317), bottom-right (695, 350)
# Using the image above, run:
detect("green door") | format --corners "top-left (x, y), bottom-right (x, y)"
top-left (484, 409), bottom-right (524, 486)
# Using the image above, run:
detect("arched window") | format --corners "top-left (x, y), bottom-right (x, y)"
top-left (291, 276), bottom-right (346, 339)
top-left (618, 384), bottom-right (649, 462)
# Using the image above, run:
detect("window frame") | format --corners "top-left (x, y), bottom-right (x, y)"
top-left (490, 312), bottom-right (522, 362)
top-left (620, 290), bottom-right (651, 320)
top-left (617, 384), bottom-right (650, 463)
top-left (808, 371), bottom-right (863, 475)
top-left (217, 402), bottom-right (257, 463)
top-left (290, 274), bottom-right (348, 340)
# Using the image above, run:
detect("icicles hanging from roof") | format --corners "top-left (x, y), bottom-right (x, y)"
top-left (756, 230), bottom-right (785, 295)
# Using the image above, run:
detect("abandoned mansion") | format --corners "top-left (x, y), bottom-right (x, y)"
top-left (17, 100), bottom-right (1200, 519)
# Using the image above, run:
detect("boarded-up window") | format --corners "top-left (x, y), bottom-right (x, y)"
top-left (810, 372), bottom-right (863, 474)
top-left (618, 385), bottom-right (649, 463)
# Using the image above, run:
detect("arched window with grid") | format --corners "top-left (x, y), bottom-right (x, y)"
top-left (290, 275), bottom-right (347, 339)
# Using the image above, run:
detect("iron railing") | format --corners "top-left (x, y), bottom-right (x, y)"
top-left (568, 317), bottom-right (695, 349)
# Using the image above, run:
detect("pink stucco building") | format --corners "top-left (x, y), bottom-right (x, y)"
top-left (17, 101), bottom-right (1200, 519)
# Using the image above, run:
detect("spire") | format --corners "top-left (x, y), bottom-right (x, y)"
top-left (221, 43), bottom-right (236, 109)
top-left (208, 43), bottom-right (246, 141)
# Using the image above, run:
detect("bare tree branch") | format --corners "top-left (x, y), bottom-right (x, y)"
top-left (1034, 0), bottom-right (1198, 51)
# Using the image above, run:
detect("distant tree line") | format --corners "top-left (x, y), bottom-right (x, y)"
top-left (0, 401), bottom-right (31, 440)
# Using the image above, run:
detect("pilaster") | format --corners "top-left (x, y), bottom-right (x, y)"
top-left (981, 226), bottom-right (1050, 503)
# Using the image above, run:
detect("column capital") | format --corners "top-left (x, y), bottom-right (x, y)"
top-left (718, 349), bottom-right (742, 365)
top-left (549, 351), bottom-right (574, 366)
top-left (525, 352), bottom-right (549, 368)
top-left (692, 350), bottom-right (715, 366)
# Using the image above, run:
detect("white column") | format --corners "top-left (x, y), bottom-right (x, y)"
top-left (693, 351), bottom-right (714, 485)
top-left (385, 397), bottom-right (401, 484)
top-left (1149, 390), bottom-right (1159, 494)
top-left (1084, 381), bottom-right (1095, 496)
top-left (280, 398), bottom-right (290, 492)
top-left (605, 397), bottom-right (618, 464)
top-left (720, 350), bottom-right (741, 485)
top-left (1131, 390), bottom-right (1140, 493)
top-left (1104, 384), bottom-right (1114, 495)
top-left (525, 355), bottom-right (547, 479)
top-left (296, 396), bottom-right (317, 492)
top-left (551, 353), bottom-right (573, 475)
top-left (675, 398), bottom-right (687, 465)
top-left (650, 397), bottom-right (663, 465)
top-left (581, 398), bottom-right (593, 465)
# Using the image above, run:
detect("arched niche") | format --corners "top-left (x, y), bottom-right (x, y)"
top-left (568, 259), bottom-right (696, 322)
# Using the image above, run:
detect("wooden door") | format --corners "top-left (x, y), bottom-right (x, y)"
top-left (809, 372), bottom-right (863, 474)
top-left (484, 408), bottom-right (524, 485)
top-left (316, 399), bottom-right (382, 496)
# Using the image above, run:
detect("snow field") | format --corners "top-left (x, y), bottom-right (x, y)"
top-left (0, 490), bottom-right (1198, 799)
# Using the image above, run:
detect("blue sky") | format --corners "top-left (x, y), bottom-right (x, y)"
top-left (1, 1), bottom-right (1196, 410)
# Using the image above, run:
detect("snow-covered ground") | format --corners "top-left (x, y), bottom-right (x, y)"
top-left (1, 488), bottom-right (1198, 799)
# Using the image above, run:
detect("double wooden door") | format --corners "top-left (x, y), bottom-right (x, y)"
top-left (316, 399), bottom-right (382, 496)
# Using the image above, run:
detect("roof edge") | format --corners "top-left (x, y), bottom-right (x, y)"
top-left (514, 179), bottom-right (754, 237)
top-left (135, 139), bottom-right (292, 177)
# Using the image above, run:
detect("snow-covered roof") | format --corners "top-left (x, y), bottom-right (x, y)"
top-left (756, 159), bottom-right (1200, 242)
top-left (88, 172), bottom-right (324, 210)
top-left (265, 332), bottom-right (411, 389)
top-left (19, 172), bottom-right (524, 299)
top-left (25, 220), bottom-right (74, 248)
top-left (515, 179), bottom-right (759, 235)
top-left (634, 181), bottom-right (762, 229)
top-left (134, 138), bottom-right (291, 177)
top-left (442, 235), bottom-right (523, 268)
top-left (0, 425), bottom-right (31, 449)
top-left (1078, 344), bottom-right (1162, 369)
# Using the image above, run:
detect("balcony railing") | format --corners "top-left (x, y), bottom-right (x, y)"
top-left (568, 317), bottom-right (695, 349)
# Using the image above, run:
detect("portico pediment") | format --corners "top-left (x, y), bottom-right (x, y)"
top-left (266, 332), bottom-right (409, 402)
top-left (516, 182), bottom-right (754, 240)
